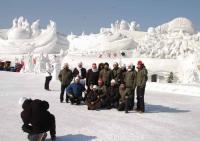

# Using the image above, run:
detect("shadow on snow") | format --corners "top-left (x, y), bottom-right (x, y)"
top-left (145, 104), bottom-right (190, 113)
top-left (46, 134), bottom-right (96, 141)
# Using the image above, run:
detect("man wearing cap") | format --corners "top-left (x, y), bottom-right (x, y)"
top-left (124, 63), bottom-right (137, 111)
top-left (136, 60), bottom-right (148, 113)
top-left (58, 63), bottom-right (73, 103)
top-left (99, 62), bottom-right (112, 88)
top-left (19, 97), bottom-right (56, 141)
top-left (66, 76), bottom-right (86, 105)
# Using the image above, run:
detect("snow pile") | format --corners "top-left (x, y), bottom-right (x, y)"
top-left (0, 16), bottom-right (69, 54)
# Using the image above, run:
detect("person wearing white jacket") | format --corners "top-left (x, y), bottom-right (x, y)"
top-left (45, 64), bottom-right (54, 91)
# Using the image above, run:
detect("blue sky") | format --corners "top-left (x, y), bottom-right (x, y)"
top-left (0, 0), bottom-right (199, 34)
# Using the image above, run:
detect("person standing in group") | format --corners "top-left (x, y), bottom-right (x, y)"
top-left (111, 62), bottom-right (122, 86)
top-left (58, 63), bottom-right (73, 103)
top-left (72, 62), bottom-right (87, 85)
top-left (86, 63), bottom-right (99, 92)
top-left (98, 63), bottom-right (104, 72)
top-left (120, 64), bottom-right (127, 84)
top-left (44, 64), bottom-right (54, 91)
top-left (99, 62), bottom-right (112, 88)
top-left (136, 60), bottom-right (148, 113)
top-left (124, 63), bottom-right (137, 111)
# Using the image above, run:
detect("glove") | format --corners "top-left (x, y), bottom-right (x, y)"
top-left (22, 124), bottom-right (32, 134)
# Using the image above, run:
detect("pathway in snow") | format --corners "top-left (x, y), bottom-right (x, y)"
top-left (0, 72), bottom-right (199, 141)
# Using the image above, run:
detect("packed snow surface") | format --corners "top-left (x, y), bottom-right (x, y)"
top-left (0, 71), bottom-right (200, 141)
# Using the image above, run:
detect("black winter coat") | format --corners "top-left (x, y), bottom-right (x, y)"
top-left (86, 69), bottom-right (99, 86)
top-left (73, 68), bottom-right (87, 79)
top-left (21, 99), bottom-right (56, 139)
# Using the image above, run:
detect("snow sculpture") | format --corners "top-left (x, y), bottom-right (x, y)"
top-left (8, 16), bottom-right (31, 40)
top-left (120, 20), bottom-right (129, 30)
top-left (31, 20), bottom-right (41, 37)
top-left (129, 21), bottom-right (140, 31)
top-left (52, 55), bottom-right (61, 80)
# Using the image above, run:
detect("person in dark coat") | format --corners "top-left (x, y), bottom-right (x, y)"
top-left (58, 63), bottom-right (73, 103)
top-left (86, 63), bottom-right (99, 92)
top-left (107, 79), bottom-right (120, 108)
top-left (66, 77), bottom-right (86, 105)
top-left (72, 62), bottom-right (87, 79)
top-left (120, 64), bottom-right (127, 84)
top-left (99, 62), bottom-right (112, 88)
top-left (97, 79), bottom-right (109, 108)
top-left (124, 63), bottom-right (137, 110)
top-left (136, 61), bottom-right (148, 113)
top-left (118, 83), bottom-right (129, 113)
top-left (86, 85), bottom-right (101, 110)
top-left (111, 62), bottom-right (122, 85)
top-left (72, 62), bottom-right (87, 86)
top-left (19, 97), bottom-right (56, 141)
top-left (98, 63), bottom-right (104, 72)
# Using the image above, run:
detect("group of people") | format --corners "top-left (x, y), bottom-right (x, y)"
top-left (20, 61), bottom-right (147, 141)
top-left (58, 61), bottom-right (148, 113)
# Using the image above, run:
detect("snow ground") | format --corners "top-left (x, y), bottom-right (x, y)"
top-left (0, 71), bottom-right (200, 141)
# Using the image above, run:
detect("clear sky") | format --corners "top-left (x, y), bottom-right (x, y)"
top-left (0, 0), bottom-right (199, 34)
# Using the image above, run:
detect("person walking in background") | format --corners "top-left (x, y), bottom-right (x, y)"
top-left (136, 60), bottom-right (148, 113)
top-left (58, 63), bottom-right (73, 103)
top-left (44, 64), bottom-right (54, 91)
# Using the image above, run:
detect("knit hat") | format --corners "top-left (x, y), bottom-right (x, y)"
top-left (137, 60), bottom-right (143, 65)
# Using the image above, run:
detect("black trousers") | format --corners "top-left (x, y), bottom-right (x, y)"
top-left (67, 93), bottom-right (82, 105)
top-left (44, 76), bottom-right (52, 90)
top-left (136, 86), bottom-right (145, 112)
top-left (60, 85), bottom-right (69, 102)
top-left (126, 88), bottom-right (135, 110)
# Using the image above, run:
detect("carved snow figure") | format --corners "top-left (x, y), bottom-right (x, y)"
top-left (52, 55), bottom-right (61, 80)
